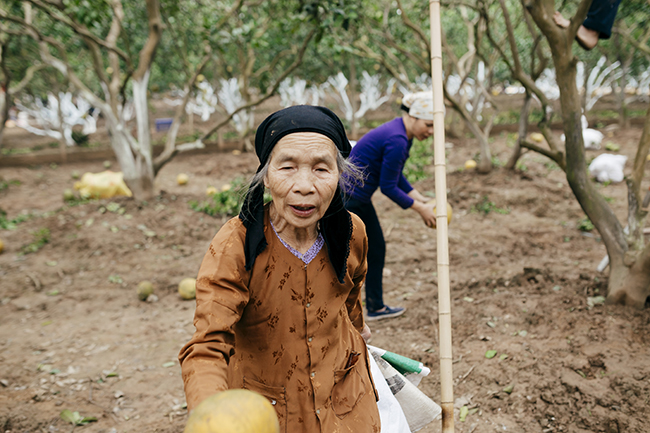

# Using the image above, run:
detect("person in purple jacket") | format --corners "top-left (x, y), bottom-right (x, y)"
top-left (345, 92), bottom-right (437, 321)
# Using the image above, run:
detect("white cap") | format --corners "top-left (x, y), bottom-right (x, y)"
top-left (402, 91), bottom-right (434, 121)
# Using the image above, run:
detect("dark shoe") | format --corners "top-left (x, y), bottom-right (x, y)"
top-left (366, 306), bottom-right (406, 321)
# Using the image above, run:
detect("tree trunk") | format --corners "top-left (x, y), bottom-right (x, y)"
top-left (124, 166), bottom-right (155, 202)
top-left (462, 118), bottom-right (492, 173)
top-left (506, 92), bottom-right (532, 170)
top-left (607, 248), bottom-right (650, 308)
top-left (106, 116), bottom-right (155, 202)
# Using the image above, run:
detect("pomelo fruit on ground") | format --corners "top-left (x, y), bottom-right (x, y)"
top-left (464, 159), bottom-right (477, 169)
top-left (206, 186), bottom-right (218, 195)
top-left (178, 278), bottom-right (197, 300)
top-left (184, 389), bottom-right (279, 433)
top-left (137, 281), bottom-right (154, 301)
top-left (177, 174), bottom-right (189, 185)
top-left (63, 188), bottom-right (75, 201)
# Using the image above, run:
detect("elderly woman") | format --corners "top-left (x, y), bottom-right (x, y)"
top-left (179, 105), bottom-right (380, 432)
top-left (345, 91), bottom-right (436, 321)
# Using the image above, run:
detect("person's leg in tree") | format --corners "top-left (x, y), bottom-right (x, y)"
top-left (553, 0), bottom-right (621, 50)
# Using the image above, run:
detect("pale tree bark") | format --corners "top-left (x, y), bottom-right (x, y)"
top-left (526, 0), bottom-right (650, 308)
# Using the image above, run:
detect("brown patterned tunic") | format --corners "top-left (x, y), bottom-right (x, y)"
top-left (179, 206), bottom-right (380, 433)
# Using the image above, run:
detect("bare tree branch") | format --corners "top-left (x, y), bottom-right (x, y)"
top-left (520, 139), bottom-right (565, 169)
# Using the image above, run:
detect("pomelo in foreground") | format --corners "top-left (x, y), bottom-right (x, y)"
top-left (178, 277), bottom-right (197, 300)
top-left (184, 389), bottom-right (280, 433)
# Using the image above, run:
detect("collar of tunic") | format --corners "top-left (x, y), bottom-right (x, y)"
top-left (270, 220), bottom-right (324, 265)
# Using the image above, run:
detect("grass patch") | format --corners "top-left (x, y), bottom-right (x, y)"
top-left (0, 179), bottom-right (21, 191)
top-left (189, 178), bottom-right (247, 217)
top-left (577, 217), bottom-right (594, 232)
top-left (0, 209), bottom-right (33, 230)
top-left (471, 196), bottom-right (510, 215)
top-left (21, 228), bottom-right (50, 255)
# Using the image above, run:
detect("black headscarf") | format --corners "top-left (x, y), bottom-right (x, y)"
top-left (239, 105), bottom-right (353, 283)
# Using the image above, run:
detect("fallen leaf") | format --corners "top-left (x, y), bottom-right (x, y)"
top-left (587, 296), bottom-right (606, 307)
top-left (459, 405), bottom-right (469, 422)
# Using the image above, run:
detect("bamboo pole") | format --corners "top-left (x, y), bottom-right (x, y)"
top-left (429, 0), bottom-right (455, 431)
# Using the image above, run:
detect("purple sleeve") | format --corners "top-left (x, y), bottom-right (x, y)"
top-left (379, 138), bottom-right (415, 209)
top-left (398, 174), bottom-right (413, 195)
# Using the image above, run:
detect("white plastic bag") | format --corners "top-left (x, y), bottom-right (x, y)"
top-left (368, 346), bottom-right (441, 432)
top-left (588, 153), bottom-right (627, 183)
top-left (368, 349), bottom-right (411, 433)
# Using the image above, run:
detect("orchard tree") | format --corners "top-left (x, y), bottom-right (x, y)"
top-left (1, 0), bottom-right (168, 199)
top-left (526, 0), bottom-right (650, 307)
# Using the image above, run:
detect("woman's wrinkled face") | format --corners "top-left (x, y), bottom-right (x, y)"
top-left (411, 117), bottom-right (434, 141)
top-left (264, 132), bottom-right (340, 231)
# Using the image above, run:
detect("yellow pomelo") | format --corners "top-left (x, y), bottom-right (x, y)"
top-left (0, 238), bottom-right (4, 254)
top-left (137, 281), bottom-right (154, 301)
top-left (179, 277), bottom-right (197, 300)
top-left (221, 184), bottom-right (232, 192)
top-left (206, 186), bottom-right (218, 195)
top-left (428, 201), bottom-right (453, 226)
top-left (177, 174), bottom-right (189, 185)
top-left (434, 202), bottom-right (453, 225)
top-left (530, 132), bottom-right (544, 143)
top-left (464, 160), bottom-right (477, 170)
top-left (184, 389), bottom-right (280, 433)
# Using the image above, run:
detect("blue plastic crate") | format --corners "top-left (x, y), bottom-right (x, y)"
top-left (155, 118), bottom-right (173, 132)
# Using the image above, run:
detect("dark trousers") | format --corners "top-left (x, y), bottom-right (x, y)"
top-left (345, 198), bottom-right (385, 313)
top-left (584, 0), bottom-right (621, 39)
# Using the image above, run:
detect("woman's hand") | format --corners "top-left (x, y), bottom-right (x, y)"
top-left (361, 323), bottom-right (372, 342)
top-left (411, 200), bottom-right (436, 228)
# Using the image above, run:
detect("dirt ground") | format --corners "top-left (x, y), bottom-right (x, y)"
top-left (1, 110), bottom-right (649, 433)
